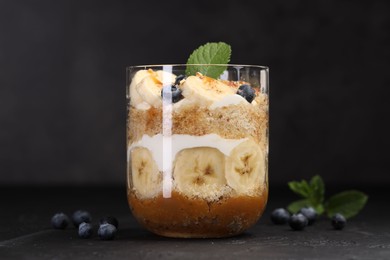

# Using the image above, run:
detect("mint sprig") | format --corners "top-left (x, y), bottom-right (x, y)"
top-left (287, 175), bottom-right (368, 219)
top-left (288, 175), bottom-right (325, 214)
top-left (185, 42), bottom-right (231, 79)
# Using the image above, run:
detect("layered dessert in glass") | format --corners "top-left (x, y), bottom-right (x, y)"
top-left (126, 65), bottom-right (269, 238)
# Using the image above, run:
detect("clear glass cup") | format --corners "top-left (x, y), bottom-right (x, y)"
top-left (126, 64), bottom-right (269, 238)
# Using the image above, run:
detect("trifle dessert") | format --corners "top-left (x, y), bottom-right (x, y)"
top-left (127, 65), bottom-right (269, 238)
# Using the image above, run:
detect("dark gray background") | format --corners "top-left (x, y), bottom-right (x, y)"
top-left (0, 0), bottom-right (389, 186)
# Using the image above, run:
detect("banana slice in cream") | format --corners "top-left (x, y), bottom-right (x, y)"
top-left (225, 139), bottom-right (265, 195)
top-left (181, 73), bottom-right (235, 107)
top-left (129, 70), bottom-right (151, 108)
top-left (130, 69), bottom-right (176, 108)
top-left (130, 147), bottom-right (162, 198)
top-left (173, 147), bottom-right (227, 199)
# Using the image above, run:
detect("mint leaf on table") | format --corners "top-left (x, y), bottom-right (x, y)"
top-left (325, 190), bottom-right (368, 219)
top-left (185, 42), bottom-right (231, 79)
top-left (288, 180), bottom-right (311, 198)
top-left (309, 175), bottom-right (325, 206)
top-left (288, 199), bottom-right (325, 214)
top-left (287, 175), bottom-right (368, 218)
top-left (287, 199), bottom-right (311, 213)
top-left (287, 175), bottom-right (326, 215)
top-left (287, 175), bottom-right (325, 213)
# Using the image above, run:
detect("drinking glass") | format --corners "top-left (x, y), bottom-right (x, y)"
top-left (126, 64), bottom-right (269, 238)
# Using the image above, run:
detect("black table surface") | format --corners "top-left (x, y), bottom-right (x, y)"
top-left (1, 185), bottom-right (389, 259)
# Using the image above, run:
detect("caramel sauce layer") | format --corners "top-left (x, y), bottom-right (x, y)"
top-left (128, 188), bottom-right (268, 238)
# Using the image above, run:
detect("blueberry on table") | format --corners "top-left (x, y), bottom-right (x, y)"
top-left (271, 208), bottom-right (290, 225)
top-left (98, 223), bottom-right (117, 240)
top-left (289, 213), bottom-right (309, 231)
top-left (78, 222), bottom-right (93, 238)
top-left (298, 207), bottom-right (317, 225)
top-left (237, 84), bottom-right (255, 103)
top-left (51, 213), bottom-right (70, 229)
top-left (331, 213), bottom-right (346, 230)
top-left (100, 216), bottom-right (119, 229)
top-left (161, 85), bottom-right (184, 103)
top-left (174, 74), bottom-right (187, 85)
top-left (72, 210), bottom-right (92, 227)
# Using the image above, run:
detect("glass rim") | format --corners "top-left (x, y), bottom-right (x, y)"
top-left (126, 64), bottom-right (269, 70)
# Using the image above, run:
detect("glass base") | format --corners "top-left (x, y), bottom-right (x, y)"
top-left (150, 230), bottom-right (243, 239)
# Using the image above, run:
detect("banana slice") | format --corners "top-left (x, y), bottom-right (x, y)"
top-left (130, 147), bottom-right (162, 198)
top-left (129, 70), bottom-right (151, 107)
top-left (132, 69), bottom-right (176, 108)
top-left (173, 147), bottom-right (227, 199)
top-left (155, 70), bottom-right (177, 85)
top-left (225, 139), bottom-right (265, 195)
top-left (136, 75), bottom-right (163, 108)
top-left (181, 73), bottom-right (235, 107)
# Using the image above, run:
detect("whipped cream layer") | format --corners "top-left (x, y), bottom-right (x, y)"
top-left (128, 134), bottom-right (248, 171)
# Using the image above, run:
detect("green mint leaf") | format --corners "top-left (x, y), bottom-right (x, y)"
top-left (185, 42), bottom-right (231, 79)
top-left (288, 180), bottom-right (311, 198)
top-left (309, 175), bottom-right (325, 205)
top-left (325, 190), bottom-right (368, 219)
top-left (313, 204), bottom-right (325, 215)
top-left (287, 199), bottom-right (325, 215)
top-left (288, 176), bottom-right (325, 215)
top-left (287, 199), bottom-right (310, 213)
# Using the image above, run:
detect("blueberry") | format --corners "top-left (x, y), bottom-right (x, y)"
top-left (72, 210), bottom-right (91, 227)
top-left (271, 208), bottom-right (290, 225)
top-left (331, 213), bottom-right (346, 230)
top-left (174, 74), bottom-right (186, 85)
top-left (78, 222), bottom-right (93, 238)
top-left (100, 216), bottom-right (119, 229)
top-left (161, 85), bottom-right (184, 103)
top-left (51, 213), bottom-right (70, 229)
top-left (98, 223), bottom-right (117, 240)
top-left (289, 213), bottom-right (309, 231)
top-left (237, 84), bottom-right (255, 103)
top-left (298, 207), bottom-right (317, 225)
